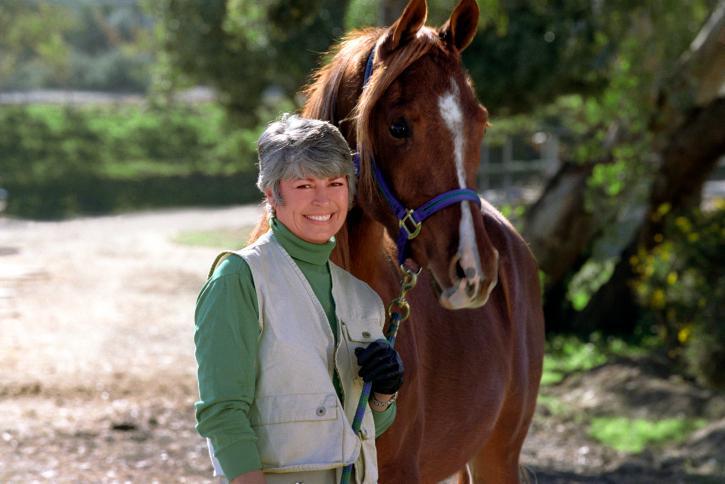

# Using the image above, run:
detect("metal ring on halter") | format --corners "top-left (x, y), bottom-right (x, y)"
top-left (400, 264), bottom-right (422, 292)
top-left (387, 297), bottom-right (411, 321)
top-left (399, 209), bottom-right (423, 239)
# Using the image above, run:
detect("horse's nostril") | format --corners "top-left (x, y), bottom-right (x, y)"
top-left (455, 259), bottom-right (466, 280)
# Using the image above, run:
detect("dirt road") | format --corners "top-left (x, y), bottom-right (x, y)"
top-left (0, 206), bottom-right (261, 482)
top-left (1, 206), bottom-right (722, 483)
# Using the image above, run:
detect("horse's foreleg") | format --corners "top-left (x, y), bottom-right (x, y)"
top-left (469, 422), bottom-right (527, 484)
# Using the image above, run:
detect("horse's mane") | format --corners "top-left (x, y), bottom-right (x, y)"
top-left (248, 27), bottom-right (441, 261)
top-left (303, 28), bottom-right (379, 125)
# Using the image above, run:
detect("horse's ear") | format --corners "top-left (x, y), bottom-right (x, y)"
top-left (380, 0), bottom-right (428, 54)
top-left (439, 0), bottom-right (479, 53)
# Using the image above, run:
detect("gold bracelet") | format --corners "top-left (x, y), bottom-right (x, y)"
top-left (370, 391), bottom-right (398, 410)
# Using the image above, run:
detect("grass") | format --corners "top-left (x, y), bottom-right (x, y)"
top-left (536, 394), bottom-right (572, 416)
top-left (541, 334), bottom-right (651, 386)
top-left (589, 417), bottom-right (707, 453)
top-left (173, 226), bottom-right (254, 249)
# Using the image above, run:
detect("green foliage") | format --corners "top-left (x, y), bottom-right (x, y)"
top-left (631, 202), bottom-right (725, 389)
top-left (535, 394), bottom-right (570, 416)
top-left (541, 334), bottom-right (648, 386)
top-left (150, 0), bottom-right (349, 124)
top-left (566, 259), bottom-right (615, 311)
top-left (0, 1), bottom-right (74, 88)
top-left (0, 0), bottom-right (154, 91)
top-left (345, 0), bottom-right (378, 28)
top-left (0, 103), bottom-right (262, 218)
top-left (589, 417), bottom-right (706, 453)
top-left (516, 1), bottom-right (715, 340)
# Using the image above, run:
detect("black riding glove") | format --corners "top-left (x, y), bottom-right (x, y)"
top-left (354, 339), bottom-right (404, 395)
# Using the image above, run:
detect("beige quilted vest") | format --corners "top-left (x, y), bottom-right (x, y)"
top-left (209, 231), bottom-right (384, 483)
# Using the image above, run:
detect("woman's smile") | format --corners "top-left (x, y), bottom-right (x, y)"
top-left (305, 213), bottom-right (333, 222)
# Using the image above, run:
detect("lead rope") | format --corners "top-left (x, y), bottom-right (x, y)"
top-left (340, 264), bottom-right (421, 484)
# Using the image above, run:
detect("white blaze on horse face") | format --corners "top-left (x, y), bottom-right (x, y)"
top-left (437, 80), bottom-right (487, 308)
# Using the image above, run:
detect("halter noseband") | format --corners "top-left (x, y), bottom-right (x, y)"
top-left (353, 48), bottom-right (482, 265)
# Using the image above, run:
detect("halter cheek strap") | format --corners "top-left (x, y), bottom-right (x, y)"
top-left (354, 48), bottom-right (482, 264)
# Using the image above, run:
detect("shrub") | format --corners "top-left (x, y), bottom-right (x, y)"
top-left (631, 201), bottom-right (725, 389)
top-left (0, 103), bottom-right (262, 218)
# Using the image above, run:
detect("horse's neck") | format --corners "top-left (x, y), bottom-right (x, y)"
top-left (332, 208), bottom-right (399, 298)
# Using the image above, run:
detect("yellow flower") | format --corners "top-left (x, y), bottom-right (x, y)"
top-left (675, 216), bottom-right (691, 232)
top-left (667, 272), bottom-right (678, 285)
top-left (678, 325), bottom-right (692, 344)
top-left (651, 289), bottom-right (666, 309)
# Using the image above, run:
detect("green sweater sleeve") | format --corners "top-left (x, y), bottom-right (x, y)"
top-left (194, 255), bottom-right (261, 480)
top-left (372, 402), bottom-right (397, 437)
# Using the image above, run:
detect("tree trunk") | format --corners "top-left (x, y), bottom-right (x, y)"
top-left (524, 3), bottom-right (725, 334)
top-left (523, 122), bottom-right (621, 287)
top-left (577, 4), bottom-right (725, 333)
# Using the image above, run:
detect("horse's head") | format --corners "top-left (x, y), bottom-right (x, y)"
top-left (353, 0), bottom-right (497, 309)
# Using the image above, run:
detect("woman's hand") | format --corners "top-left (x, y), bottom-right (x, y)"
top-left (354, 339), bottom-right (404, 395)
top-left (230, 470), bottom-right (265, 484)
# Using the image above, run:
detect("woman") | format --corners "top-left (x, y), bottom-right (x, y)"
top-left (194, 114), bottom-right (404, 484)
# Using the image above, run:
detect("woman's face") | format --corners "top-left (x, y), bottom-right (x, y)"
top-left (267, 175), bottom-right (349, 244)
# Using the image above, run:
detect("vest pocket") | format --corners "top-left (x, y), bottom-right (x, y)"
top-left (251, 392), bottom-right (346, 470)
top-left (252, 392), bottom-right (338, 424)
top-left (341, 319), bottom-right (384, 377)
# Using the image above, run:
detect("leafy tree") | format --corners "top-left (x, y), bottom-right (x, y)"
top-left (0, 0), bottom-right (74, 89)
top-left (0, 0), bottom-right (154, 91)
top-left (149, 0), bottom-right (349, 124)
top-left (523, 0), bottom-right (722, 352)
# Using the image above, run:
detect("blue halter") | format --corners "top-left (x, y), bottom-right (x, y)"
top-left (353, 49), bottom-right (482, 264)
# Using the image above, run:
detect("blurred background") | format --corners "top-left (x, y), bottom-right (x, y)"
top-left (0, 0), bottom-right (723, 482)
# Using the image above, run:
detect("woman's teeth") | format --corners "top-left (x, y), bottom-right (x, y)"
top-left (306, 214), bottom-right (331, 221)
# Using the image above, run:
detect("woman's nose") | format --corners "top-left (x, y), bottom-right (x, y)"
top-left (312, 187), bottom-right (330, 204)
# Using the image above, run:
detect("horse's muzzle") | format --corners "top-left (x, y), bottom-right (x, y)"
top-left (434, 248), bottom-right (498, 310)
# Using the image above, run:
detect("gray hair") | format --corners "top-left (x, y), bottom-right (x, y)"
top-left (256, 114), bottom-right (355, 211)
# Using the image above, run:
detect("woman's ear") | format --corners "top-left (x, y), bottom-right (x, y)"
top-left (264, 188), bottom-right (277, 209)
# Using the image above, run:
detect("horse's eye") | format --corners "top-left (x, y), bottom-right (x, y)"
top-left (389, 118), bottom-right (410, 139)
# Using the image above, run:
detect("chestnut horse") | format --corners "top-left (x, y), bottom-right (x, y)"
top-left (251, 0), bottom-right (544, 482)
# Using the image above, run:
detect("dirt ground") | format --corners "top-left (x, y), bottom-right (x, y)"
top-left (1, 206), bottom-right (723, 483)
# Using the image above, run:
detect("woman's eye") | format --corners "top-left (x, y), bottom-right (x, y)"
top-left (389, 118), bottom-right (410, 139)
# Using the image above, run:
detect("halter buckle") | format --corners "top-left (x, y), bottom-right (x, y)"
top-left (399, 209), bottom-right (422, 239)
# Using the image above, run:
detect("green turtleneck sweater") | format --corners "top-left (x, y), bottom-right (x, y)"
top-left (194, 218), bottom-right (396, 480)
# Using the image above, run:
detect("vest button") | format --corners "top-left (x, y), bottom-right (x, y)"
top-left (362, 331), bottom-right (371, 338)
top-left (315, 406), bottom-right (326, 417)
